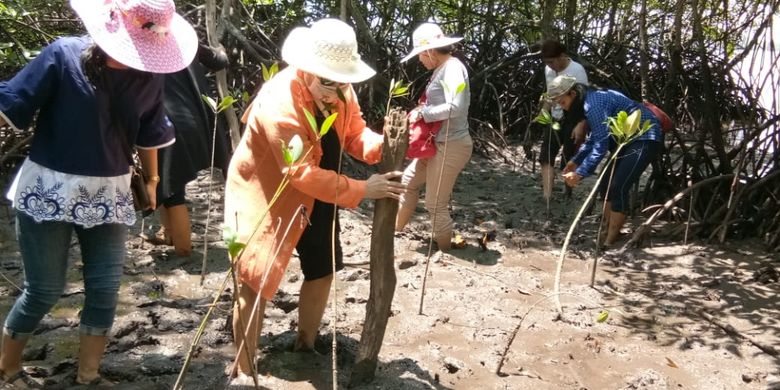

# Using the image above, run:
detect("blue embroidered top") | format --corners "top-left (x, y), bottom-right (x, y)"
top-left (571, 89), bottom-right (663, 178)
top-left (0, 36), bottom-right (173, 177)
top-left (1, 36), bottom-right (174, 227)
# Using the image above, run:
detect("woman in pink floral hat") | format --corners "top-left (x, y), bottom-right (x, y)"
top-left (0, 0), bottom-right (196, 386)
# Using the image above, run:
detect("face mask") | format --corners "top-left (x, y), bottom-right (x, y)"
top-left (303, 72), bottom-right (349, 107)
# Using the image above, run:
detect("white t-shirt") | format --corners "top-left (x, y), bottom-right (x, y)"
top-left (546, 59), bottom-right (588, 119)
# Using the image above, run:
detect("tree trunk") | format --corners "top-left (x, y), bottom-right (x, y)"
top-left (206, 0), bottom-right (241, 150)
top-left (692, 0), bottom-right (731, 173)
top-left (340, 0), bottom-right (348, 21)
top-left (638, 0), bottom-right (649, 99)
top-left (663, 0), bottom-right (685, 113)
top-left (349, 108), bottom-right (408, 387)
top-left (563, 0), bottom-right (578, 50)
top-left (605, 0), bottom-right (620, 44)
top-left (540, 0), bottom-right (558, 39)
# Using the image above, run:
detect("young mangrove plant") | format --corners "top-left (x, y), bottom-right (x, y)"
top-left (418, 79), bottom-right (467, 315)
top-left (534, 107), bottom-right (561, 218)
top-left (553, 109), bottom-right (652, 314)
top-left (200, 94), bottom-right (238, 283)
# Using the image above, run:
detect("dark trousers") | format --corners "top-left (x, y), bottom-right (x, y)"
top-left (599, 139), bottom-right (661, 213)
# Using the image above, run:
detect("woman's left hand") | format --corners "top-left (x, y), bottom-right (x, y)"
top-left (562, 171), bottom-right (582, 187)
top-left (409, 107), bottom-right (422, 123)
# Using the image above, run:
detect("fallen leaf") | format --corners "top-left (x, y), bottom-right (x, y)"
top-left (596, 310), bottom-right (609, 323)
top-left (666, 357), bottom-right (679, 368)
top-left (453, 234), bottom-right (467, 249)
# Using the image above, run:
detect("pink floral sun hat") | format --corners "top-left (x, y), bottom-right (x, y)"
top-left (70, 0), bottom-right (198, 74)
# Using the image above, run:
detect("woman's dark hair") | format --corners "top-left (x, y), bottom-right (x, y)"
top-left (432, 43), bottom-right (470, 68)
top-left (567, 83), bottom-right (590, 120)
top-left (434, 44), bottom-right (456, 55)
top-left (538, 39), bottom-right (566, 58)
top-left (80, 42), bottom-right (108, 89)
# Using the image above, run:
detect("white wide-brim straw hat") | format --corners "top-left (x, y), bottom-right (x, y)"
top-left (71, 0), bottom-right (198, 74)
top-left (547, 75), bottom-right (578, 99)
top-left (401, 23), bottom-right (463, 63)
top-left (281, 18), bottom-right (376, 84)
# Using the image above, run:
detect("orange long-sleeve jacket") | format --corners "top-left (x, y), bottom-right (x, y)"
top-left (224, 67), bottom-right (383, 299)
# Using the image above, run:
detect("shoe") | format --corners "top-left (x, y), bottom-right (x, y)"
top-left (0, 369), bottom-right (44, 389)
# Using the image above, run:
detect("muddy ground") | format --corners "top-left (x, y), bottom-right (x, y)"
top-left (0, 147), bottom-right (779, 390)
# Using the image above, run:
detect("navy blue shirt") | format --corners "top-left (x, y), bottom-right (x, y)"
top-left (0, 36), bottom-right (173, 177)
top-left (572, 89), bottom-right (663, 177)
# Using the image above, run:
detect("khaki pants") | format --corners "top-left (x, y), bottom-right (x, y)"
top-left (396, 135), bottom-right (473, 245)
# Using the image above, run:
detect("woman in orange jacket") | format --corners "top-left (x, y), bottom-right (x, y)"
top-left (223, 19), bottom-right (405, 382)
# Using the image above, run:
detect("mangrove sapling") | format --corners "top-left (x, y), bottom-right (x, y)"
top-left (174, 225), bottom-right (250, 389)
top-left (200, 94), bottom-right (237, 284)
top-left (533, 108), bottom-right (561, 219)
top-left (554, 109), bottom-right (652, 313)
top-left (260, 62), bottom-right (279, 82)
top-left (418, 79), bottom-right (466, 315)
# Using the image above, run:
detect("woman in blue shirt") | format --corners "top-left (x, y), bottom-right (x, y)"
top-left (550, 75), bottom-right (664, 247)
top-left (0, 0), bottom-right (196, 386)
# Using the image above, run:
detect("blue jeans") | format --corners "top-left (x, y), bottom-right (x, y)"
top-left (599, 139), bottom-right (661, 213)
top-left (4, 213), bottom-right (127, 340)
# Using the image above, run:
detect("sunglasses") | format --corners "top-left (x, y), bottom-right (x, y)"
top-left (319, 77), bottom-right (349, 89)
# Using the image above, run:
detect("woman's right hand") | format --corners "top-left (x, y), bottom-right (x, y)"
top-left (562, 161), bottom-right (578, 174)
top-left (365, 171), bottom-right (406, 200)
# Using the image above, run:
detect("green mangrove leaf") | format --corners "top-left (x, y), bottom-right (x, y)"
top-left (320, 113), bottom-right (338, 137)
top-left (201, 94), bottom-right (216, 112)
top-left (389, 78), bottom-right (410, 98)
top-left (241, 91), bottom-right (251, 104)
top-left (216, 96), bottom-right (237, 114)
top-left (455, 82), bottom-right (466, 95)
top-left (302, 107), bottom-right (318, 138)
top-left (223, 225), bottom-right (238, 243)
top-left (280, 139), bottom-right (293, 165)
top-left (552, 122), bottom-right (561, 131)
top-left (641, 120), bottom-right (652, 135)
top-left (222, 225), bottom-right (246, 260)
top-left (261, 62), bottom-right (279, 81)
top-left (439, 80), bottom-right (451, 95)
top-left (533, 110), bottom-right (553, 125)
top-left (261, 63), bottom-right (270, 82)
top-left (394, 86), bottom-right (410, 96)
top-left (624, 109), bottom-right (642, 137)
top-left (287, 134), bottom-right (303, 163)
top-left (596, 310), bottom-right (609, 323)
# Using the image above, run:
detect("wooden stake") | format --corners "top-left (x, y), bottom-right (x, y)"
top-left (350, 108), bottom-right (408, 386)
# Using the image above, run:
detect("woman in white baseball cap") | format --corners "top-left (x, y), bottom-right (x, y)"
top-left (396, 22), bottom-right (473, 251)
